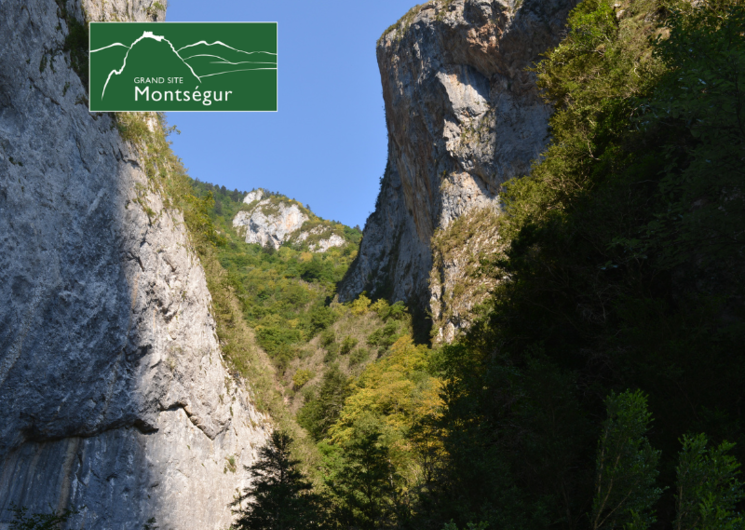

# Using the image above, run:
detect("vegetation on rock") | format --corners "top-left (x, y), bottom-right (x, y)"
top-left (111, 0), bottom-right (745, 527)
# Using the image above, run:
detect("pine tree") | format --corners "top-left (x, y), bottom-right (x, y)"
top-left (232, 431), bottom-right (320, 530)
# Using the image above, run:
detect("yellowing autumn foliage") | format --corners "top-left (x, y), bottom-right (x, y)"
top-left (350, 294), bottom-right (372, 315)
top-left (329, 335), bottom-right (443, 485)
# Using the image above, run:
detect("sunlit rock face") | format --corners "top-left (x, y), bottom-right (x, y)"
top-left (233, 190), bottom-right (347, 252)
top-left (0, 1), bottom-right (269, 528)
top-left (339, 0), bottom-right (577, 339)
top-left (310, 233), bottom-right (346, 252)
top-left (233, 200), bottom-right (309, 249)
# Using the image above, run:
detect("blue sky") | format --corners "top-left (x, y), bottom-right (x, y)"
top-left (166, 0), bottom-right (417, 229)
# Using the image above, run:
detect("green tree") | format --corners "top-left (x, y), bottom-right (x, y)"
top-left (297, 365), bottom-right (350, 441)
top-left (326, 429), bottom-right (398, 530)
top-left (675, 434), bottom-right (745, 530)
top-left (615, 0), bottom-right (745, 274)
top-left (591, 390), bottom-right (662, 530)
top-left (231, 431), bottom-right (320, 530)
top-left (308, 305), bottom-right (338, 337)
top-left (442, 522), bottom-right (488, 530)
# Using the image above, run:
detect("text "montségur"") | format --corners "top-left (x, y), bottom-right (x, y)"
top-left (134, 86), bottom-right (233, 106)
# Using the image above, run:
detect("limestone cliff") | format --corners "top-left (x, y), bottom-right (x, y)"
top-left (233, 189), bottom-right (352, 252)
top-left (338, 0), bottom-right (577, 340)
top-left (0, 1), bottom-right (269, 528)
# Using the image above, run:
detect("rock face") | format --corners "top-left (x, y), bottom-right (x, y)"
top-left (233, 189), bottom-right (348, 252)
top-left (0, 1), bottom-right (269, 528)
top-left (309, 233), bottom-right (346, 253)
top-left (234, 190), bottom-right (310, 249)
top-left (338, 0), bottom-right (577, 337)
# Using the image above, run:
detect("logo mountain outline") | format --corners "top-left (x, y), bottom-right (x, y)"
top-left (100, 31), bottom-right (202, 99)
top-left (93, 31), bottom-right (277, 102)
top-left (177, 40), bottom-right (277, 59)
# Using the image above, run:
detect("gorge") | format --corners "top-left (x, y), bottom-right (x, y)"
top-left (2, 0), bottom-right (744, 528)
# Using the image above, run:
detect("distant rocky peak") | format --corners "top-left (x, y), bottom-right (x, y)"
top-left (233, 191), bottom-right (349, 253)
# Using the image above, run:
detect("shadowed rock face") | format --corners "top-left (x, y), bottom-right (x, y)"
top-left (0, 1), bottom-right (269, 528)
top-left (338, 0), bottom-right (577, 327)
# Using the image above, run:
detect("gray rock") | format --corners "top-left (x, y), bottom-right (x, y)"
top-left (338, 0), bottom-right (578, 338)
top-left (233, 199), bottom-right (309, 250)
top-left (310, 233), bottom-right (346, 252)
top-left (297, 227), bottom-right (347, 252)
top-left (243, 189), bottom-right (264, 204)
top-left (0, 1), bottom-right (269, 528)
top-left (233, 191), bottom-right (347, 252)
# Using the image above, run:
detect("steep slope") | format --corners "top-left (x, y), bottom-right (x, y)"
top-left (339, 0), bottom-right (577, 340)
top-left (0, 1), bottom-right (269, 528)
top-left (410, 1), bottom-right (745, 527)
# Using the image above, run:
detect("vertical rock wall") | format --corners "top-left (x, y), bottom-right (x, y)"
top-left (338, 0), bottom-right (577, 339)
top-left (0, 1), bottom-right (269, 528)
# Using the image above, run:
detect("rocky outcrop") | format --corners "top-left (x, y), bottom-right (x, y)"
top-left (297, 227), bottom-right (347, 252)
top-left (0, 1), bottom-right (269, 528)
top-left (234, 189), bottom-right (309, 249)
top-left (310, 233), bottom-right (346, 253)
top-left (233, 189), bottom-right (348, 252)
top-left (338, 0), bottom-right (577, 338)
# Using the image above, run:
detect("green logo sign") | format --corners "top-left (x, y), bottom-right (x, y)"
top-left (89, 22), bottom-right (277, 112)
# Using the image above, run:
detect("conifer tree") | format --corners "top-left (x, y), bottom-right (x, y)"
top-left (327, 429), bottom-right (398, 530)
top-left (232, 431), bottom-right (320, 530)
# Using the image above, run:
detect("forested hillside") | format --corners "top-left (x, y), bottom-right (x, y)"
top-left (223, 0), bottom-right (745, 529)
top-left (184, 173), bottom-right (446, 527)
top-left (190, 181), bottom-right (361, 372)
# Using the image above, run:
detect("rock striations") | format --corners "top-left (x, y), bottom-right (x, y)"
top-left (0, 1), bottom-right (269, 528)
top-left (338, 0), bottom-right (577, 341)
top-left (233, 189), bottom-right (349, 252)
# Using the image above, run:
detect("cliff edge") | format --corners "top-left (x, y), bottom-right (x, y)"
top-left (338, 0), bottom-right (577, 341)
